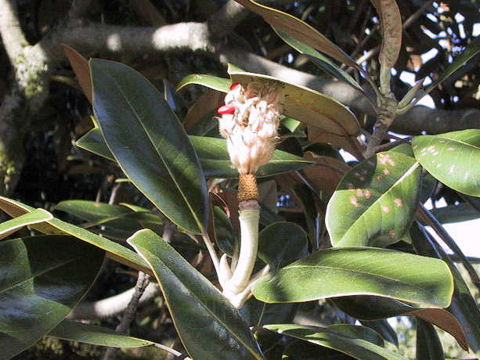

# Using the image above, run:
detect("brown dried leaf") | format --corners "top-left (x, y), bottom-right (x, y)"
top-left (370, 0), bottom-right (403, 68)
top-left (303, 152), bottom-right (350, 196)
top-left (61, 44), bottom-right (92, 103)
top-left (183, 89), bottom-right (224, 131)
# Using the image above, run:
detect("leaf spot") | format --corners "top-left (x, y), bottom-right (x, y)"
top-left (364, 190), bottom-right (372, 199)
top-left (447, 147), bottom-right (455, 151)
top-left (381, 205), bottom-right (390, 213)
top-left (356, 189), bottom-right (364, 197)
top-left (389, 230), bottom-right (396, 238)
top-left (383, 169), bottom-right (391, 176)
top-left (394, 198), bottom-right (403, 208)
top-left (376, 175), bottom-right (383, 181)
top-left (448, 165), bottom-right (455, 174)
top-left (350, 196), bottom-right (360, 208)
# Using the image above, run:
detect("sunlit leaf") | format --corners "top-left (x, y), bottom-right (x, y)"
top-left (326, 151), bottom-right (421, 247)
top-left (128, 229), bottom-right (263, 360)
top-left (413, 129), bottom-right (480, 197)
top-left (0, 208), bottom-right (52, 240)
top-left (253, 247), bottom-right (453, 308)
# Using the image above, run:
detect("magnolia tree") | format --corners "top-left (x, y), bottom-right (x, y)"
top-left (0, 0), bottom-right (480, 359)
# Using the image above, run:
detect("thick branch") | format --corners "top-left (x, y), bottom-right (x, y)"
top-left (68, 282), bottom-right (159, 320)
top-left (0, 0), bottom-right (28, 61)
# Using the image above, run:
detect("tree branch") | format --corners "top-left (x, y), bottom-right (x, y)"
top-left (0, 0), bottom-right (28, 61)
top-left (68, 282), bottom-right (159, 320)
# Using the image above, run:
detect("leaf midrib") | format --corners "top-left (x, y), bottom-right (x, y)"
top-left (106, 72), bottom-right (204, 233)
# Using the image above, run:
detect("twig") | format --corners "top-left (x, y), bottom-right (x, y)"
top-left (102, 272), bottom-right (150, 360)
top-left (152, 343), bottom-right (191, 359)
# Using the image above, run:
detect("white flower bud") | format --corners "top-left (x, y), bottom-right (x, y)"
top-left (217, 81), bottom-right (283, 174)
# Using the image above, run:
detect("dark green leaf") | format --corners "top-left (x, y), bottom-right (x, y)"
top-left (425, 37), bottom-right (480, 95)
top-left (0, 196), bottom-right (148, 273)
top-left (177, 74), bottom-right (232, 92)
top-left (326, 324), bottom-right (384, 347)
top-left (273, 28), bottom-right (362, 92)
top-left (191, 135), bottom-right (314, 178)
top-left (332, 295), bottom-right (467, 350)
top-left (253, 247), bottom-right (453, 308)
top-left (49, 320), bottom-right (152, 348)
top-left (265, 324), bottom-right (409, 360)
top-left (76, 128), bottom-right (313, 178)
top-left (257, 222), bottom-right (308, 271)
top-left (413, 130), bottom-right (480, 197)
top-left (128, 229), bottom-right (264, 360)
top-left (412, 223), bottom-right (480, 354)
top-left (326, 151), bottom-right (421, 247)
top-left (360, 320), bottom-right (398, 347)
top-left (91, 59), bottom-right (209, 233)
top-left (0, 235), bottom-right (104, 360)
top-left (233, 0), bottom-right (364, 73)
top-left (416, 319), bottom-right (445, 360)
top-left (0, 208), bottom-right (52, 240)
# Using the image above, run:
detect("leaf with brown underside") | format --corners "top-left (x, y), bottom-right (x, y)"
top-left (61, 44), bottom-right (92, 103)
top-left (370, 0), bottom-right (402, 68)
top-left (308, 125), bottom-right (364, 159)
top-left (234, 0), bottom-right (363, 72)
top-left (228, 68), bottom-right (360, 139)
top-left (183, 89), bottom-right (224, 131)
top-left (303, 151), bottom-right (351, 196)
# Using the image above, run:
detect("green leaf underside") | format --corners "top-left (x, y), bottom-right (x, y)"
top-left (233, 0), bottom-right (363, 72)
top-left (176, 74), bottom-right (232, 93)
top-left (413, 130), bottom-right (480, 197)
top-left (0, 235), bottom-right (104, 360)
top-left (90, 59), bottom-right (209, 234)
top-left (0, 209), bottom-right (52, 240)
top-left (128, 229), bottom-right (263, 360)
top-left (326, 151), bottom-right (421, 247)
top-left (252, 247), bottom-right (453, 308)
top-left (0, 196), bottom-right (148, 273)
top-left (228, 67), bottom-right (360, 137)
top-left (273, 28), bottom-right (362, 92)
top-left (49, 320), bottom-right (152, 348)
top-left (76, 128), bottom-right (314, 178)
top-left (265, 324), bottom-right (409, 360)
top-left (325, 324), bottom-right (384, 347)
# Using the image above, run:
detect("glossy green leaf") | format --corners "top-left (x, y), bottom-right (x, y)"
top-left (360, 320), bottom-right (398, 347)
top-left (0, 196), bottom-right (148, 273)
top-left (76, 128), bottom-right (313, 178)
top-left (273, 28), bottom-right (362, 92)
top-left (332, 295), bottom-right (468, 350)
top-left (0, 208), bottom-right (52, 240)
top-left (425, 37), bottom-right (480, 95)
top-left (128, 229), bottom-right (263, 360)
top-left (413, 130), bottom-right (480, 197)
top-left (49, 320), bottom-right (152, 348)
top-left (233, 0), bottom-right (364, 72)
top-left (326, 324), bottom-right (384, 347)
top-left (76, 127), bottom-right (114, 161)
top-left (252, 247), bottom-right (453, 308)
top-left (326, 151), bottom-right (421, 247)
top-left (257, 222), bottom-right (308, 271)
top-left (265, 324), bottom-right (409, 360)
top-left (0, 235), bottom-right (104, 360)
top-left (416, 319), bottom-right (445, 360)
top-left (90, 59), bottom-right (209, 234)
top-left (431, 203), bottom-right (480, 223)
top-left (228, 66), bottom-right (360, 138)
top-left (176, 74), bottom-right (232, 93)
top-left (191, 135), bottom-right (313, 178)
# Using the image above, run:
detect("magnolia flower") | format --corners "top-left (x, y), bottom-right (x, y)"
top-left (217, 81), bottom-right (284, 175)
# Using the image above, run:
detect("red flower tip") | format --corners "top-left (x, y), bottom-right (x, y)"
top-left (229, 82), bottom-right (241, 91)
top-left (217, 104), bottom-right (236, 115)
